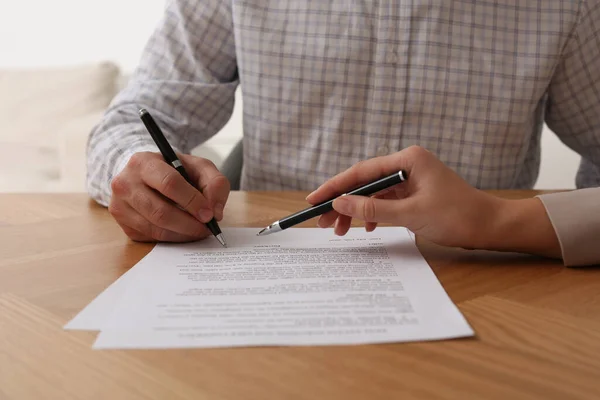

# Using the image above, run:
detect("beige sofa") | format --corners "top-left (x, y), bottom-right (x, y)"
top-left (0, 62), bottom-right (117, 192)
top-left (0, 61), bottom-right (236, 193)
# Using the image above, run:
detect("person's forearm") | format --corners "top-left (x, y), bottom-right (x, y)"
top-left (477, 196), bottom-right (562, 259)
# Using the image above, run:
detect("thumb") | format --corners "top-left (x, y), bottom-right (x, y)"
top-left (332, 195), bottom-right (414, 225)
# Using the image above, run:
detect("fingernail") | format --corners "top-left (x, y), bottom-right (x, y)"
top-left (215, 203), bottom-right (225, 220)
top-left (333, 197), bottom-right (351, 214)
top-left (198, 209), bottom-right (213, 223)
top-left (306, 190), bottom-right (316, 201)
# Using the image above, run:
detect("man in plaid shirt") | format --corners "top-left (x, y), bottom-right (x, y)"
top-left (87, 0), bottom-right (600, 266)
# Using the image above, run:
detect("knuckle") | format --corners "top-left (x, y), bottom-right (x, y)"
top-left (197, 158), bottom-right (217, 170)
top-left (363, 198), bottom-right (377, 221)
top-left (142, 159), bottom-right (160, 176)
top-left (345, 161), bottom-right (366, 182)
top-left (406, 145), bottom-right (428, 157)
top-left (141, 155), bottom-right (168, 178)
top-left (122, 226), bottom-right (140, 240)
top-left (160, 171), bottom-right (180, 195)
top-left (129, 234), bottom-right (147, 243)
top-left (128, 152), bottom-right (149, 169)
top-left (150, 225), bottom-right (168, 242)
top-left (110, 175), bottom-right (128, 196)
top-left (108, 202), bottom-right (122, 218)
top-left (150, 204), bottom-right (168, 225)
top-left (128, 152), bottom-right (142, 167)
top-left (213, 174), bottom-right (230, 191)
top-left (116, 220), bottom-right (148, 242)
top-left (183, 191), bottom-right (201, 210)
top-left (352, 160), bottom-right (370, 177)
top-left (131, 191), bottom-right (152, 214)
top-left (137, 219), bottom-right (155, 239)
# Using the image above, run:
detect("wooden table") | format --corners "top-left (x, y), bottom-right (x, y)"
top-left (1, 191), bottom-right (599, 399)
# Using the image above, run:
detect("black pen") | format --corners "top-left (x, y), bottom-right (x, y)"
top-left (257, 171), bottom-right (407, 236)
top-left (138, 108), bottom-right (227, 247)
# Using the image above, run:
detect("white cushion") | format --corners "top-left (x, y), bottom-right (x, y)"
top-left (57, 111), bottom-right (106, 192)
top-left (0, 62), bottom-right (119, 192)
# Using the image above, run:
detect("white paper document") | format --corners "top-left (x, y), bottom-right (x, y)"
top-left (64, 254), bottom-right (151, 330)
top-left (68, 227), bottom-right (473, 349)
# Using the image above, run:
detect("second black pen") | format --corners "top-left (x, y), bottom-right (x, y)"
top-left (257, 170), bottom-right (407, 236)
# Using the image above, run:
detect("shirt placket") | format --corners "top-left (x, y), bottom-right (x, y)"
top-left (368, 1), bottom-right (410, 158)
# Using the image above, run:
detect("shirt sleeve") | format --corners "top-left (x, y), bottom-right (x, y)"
top-left (86, 0), bottom-right (239, 206)
top-left (537, 189), bottom-right (600, 266)
top-left (539, 0), bottom-right (600, 266)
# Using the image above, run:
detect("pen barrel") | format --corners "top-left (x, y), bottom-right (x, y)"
top-left (139, 109), bottom-right (223, 240)
top-left (176, 166), bottom-right (194, 186)
top-left (140, 110), bottom-right (179, 163)
top-left (279, 200), bottom-right (335, 229)
top-left (345, 170), bottom-right (406, 197)
top-left (206, 218), bottom-right (222, 235)
top-left (278, 171), bottom-right (406, 230)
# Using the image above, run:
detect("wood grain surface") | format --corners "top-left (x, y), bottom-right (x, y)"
top-left (1, 191), bottom-right (599, 400)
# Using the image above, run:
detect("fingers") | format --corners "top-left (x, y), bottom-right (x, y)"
top-left (116, 182), bottom-right (210, 238)
top-left (317, 192), bottom-right (392, 232)
top-left (319, 211), bottom-right (375, 234)
top-left (365, 222), bottom-right (378, 232)
top-left (334, 215), bottom-right (353, 236)
top-left (306, 146), bottom-right (430, 205)
top-left (317, 210), bottom-right (339, 228)
top-left (321, 213), bottom-right (376, 235)
top-left (138, 155), bottom-right (215, 223)
top-left (110, 200), bottom-right (205, 242)
top-left (181, 155), bottom-right (230, 220)
top-left (306, 156), bottom-right (402, 204)
top-left (110, 151), bottom-right (226, 243)
top-left (361, 192), bottom-right (397, 231)
top-left (332, 195), bottom-right (417, 225)
top-left (204, 174), bottom-right (230, 221)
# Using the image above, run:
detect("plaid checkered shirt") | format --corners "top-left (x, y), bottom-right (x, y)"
top-left (87, 0), bottom-right (600, 265)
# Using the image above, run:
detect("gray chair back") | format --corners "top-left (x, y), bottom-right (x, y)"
top-left (220, 139), bottom-right (243, 190)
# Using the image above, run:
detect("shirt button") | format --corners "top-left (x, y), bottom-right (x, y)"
top-left (377, 146), bottom-right (389, 156)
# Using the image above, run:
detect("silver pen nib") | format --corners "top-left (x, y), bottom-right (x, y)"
top-left (257, 221), bottom-right (282, 236)
top-left (215, 233), bottom-right (227, 247)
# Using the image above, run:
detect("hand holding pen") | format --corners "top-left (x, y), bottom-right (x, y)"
top-left (106, 109), bottom-right (230, 246)
top-left (258, 171), bottom-right (407, 236)
top-left (301, 146), bottom-right (537, 253)
top-left (139, 109), bottom-right (226, 246)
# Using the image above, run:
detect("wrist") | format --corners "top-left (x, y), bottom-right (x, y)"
top-left (477, 196), bottom-right (562, 259)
